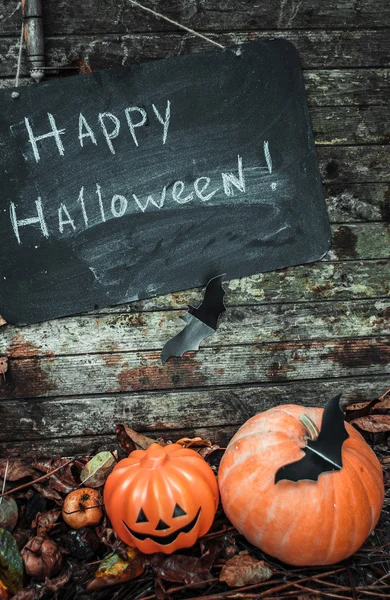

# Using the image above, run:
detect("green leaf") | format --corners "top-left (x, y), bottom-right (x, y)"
top-left (0, 497), bottom-right (18, 532)
top-left (0, 528), bottom-right (23, 594)
top-left (80, 452), bottom-right (116, 488)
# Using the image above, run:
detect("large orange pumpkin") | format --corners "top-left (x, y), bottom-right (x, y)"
top-left (218, 404), bottom-right (384, 566)
top-left (104, 443), bottom-right (219, 554)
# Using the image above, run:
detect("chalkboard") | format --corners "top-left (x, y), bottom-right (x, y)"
top-left (0, 39), bottom-right (331, 325)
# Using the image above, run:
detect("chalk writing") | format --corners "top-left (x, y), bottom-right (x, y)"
top-left (9, 150), bottom-right (274, 243)
top-left (19, 101), bottom-right (172, 162)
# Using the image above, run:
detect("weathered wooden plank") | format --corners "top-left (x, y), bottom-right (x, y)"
top-left (1, 338), bottom-right (389, 399)
top-left (3, 69), bottom-right (389, 108)
top-left (82, 260), bottom-right (389, 313)
top-left (1, 30), bottom-right (390, 78)
top-left (0, 376), bottom-right (387, 444)
top-left (1, 0), bottom-right (389, 37)
top-left (326, 224), bottom-right (390, 260)
top-left (319, 146), bottom-right (390, 184)
top-left (312, 106), bottom-right (390, 145)
top-left (2, 299), bottom-right (389, 358)
top-left (325, 184), bottom-right (390, 222)
top-left (0, 426), bottom-right (239, 458)
top-left (304, 69), bottom-right (390, 107)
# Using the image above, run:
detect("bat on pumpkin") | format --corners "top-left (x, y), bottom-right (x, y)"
top-left (275, 394), bottom-right (349, 483)
top-left (161, 275), bottom-right (226, 364)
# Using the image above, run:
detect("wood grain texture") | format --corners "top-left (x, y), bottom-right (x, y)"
top-left (1, 337), bottom-right (389, 400)
top-left (3, 69), bottom-right (390, 108)
top-left (1, 30), bottom-right (390, 77)
top-left (1, 0), bottom-right (389, 36)
top-left (0, 426), bottom-right (239, 458)
top-left (1, 376), bottom-right (388, 444)
top-left (1, 299), bottom-right (389, 358)
top-left (0, 0), bottom-right (389, 456)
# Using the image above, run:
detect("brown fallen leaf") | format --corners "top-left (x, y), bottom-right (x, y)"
top-left (219, 552), bottom-right (273, 588)
top-left (38, 567), bottom-right (72, 597)
top-left (116, 424), bottom-right (162, 453)
top-left (32, 509), bottom-right (61, 536)
top-left (0, 317), bottom-right (6, 327)
top-left (350, 414), bottom-right (390, 433)
top-left (86, 547), bottom-right (144, 591)
top-left (0, 358), bottom-right (8, 381)
top-left (0, 461), bottom-right (36, 482)
top-left (149, 540), bottom-right (221, 585)
top-left (0, 580), bottom-right (8, 600)
top-left (175, 437), bottom-right (212, 449)
top-left (345, 389), bottom-right (390, 421)
top-left (31, 483), bottom-right (63, 505)
top-left (12, 589), bottom-right (38, 600)
top-left (31, 459), bottom-right (78, 495)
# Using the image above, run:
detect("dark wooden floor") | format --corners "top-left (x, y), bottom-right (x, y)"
top-left (0, 1), bottom-right (389, 457)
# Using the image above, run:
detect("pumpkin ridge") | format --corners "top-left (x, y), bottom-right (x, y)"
top-left (346, 439), bottom-right (383, 479)
top-left (344, 446), bottom-right (384, 533)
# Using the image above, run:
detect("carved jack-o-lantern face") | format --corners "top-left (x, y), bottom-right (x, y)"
top-left (104, 443), bottom-right (219, 554)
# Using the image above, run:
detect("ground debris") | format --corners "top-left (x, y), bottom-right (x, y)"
top-left (0, 427), bottom-right (387, 600)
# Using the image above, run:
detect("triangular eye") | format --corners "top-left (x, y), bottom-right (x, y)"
top-left (172, 503), bottom-right (187, 518)
top-left (136, 508), bottom-right (148, 523)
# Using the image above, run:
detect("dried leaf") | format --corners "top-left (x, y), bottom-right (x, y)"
top-left (0, 317), bottom-right (6, 327)
top-left (32, 509), bottom-right (61, 536)
top-left (0, 528), bottom-right (24, 595)
top-left (0, 358), bottom-right (7, 381)
top-left (219, 552), bottom-right (273, 588)
top-left (116, 424), bottom-right (161, 453)
top-left (32, 483), bottom-right (63, 505)
top-left (345, 391), bottom-right (390, 421)
top-left (0, 461), bottom-right (36, 481)
top-left (199, 444), bottom-right (224, 459)
top-left (0, 580), bottom-right (8, 600)
top-left (175, 437), bottom-right (212, 449)
top-left (25, 493), bottom-right (48, 528)
top-left (86, 547), bottom-right (144, 591)
top-left (80, 452), bottom-right (116, 488)
top-left (31, 459), bottom-right (78, 495)
top-left (60, 527), bottom-right (102, 560)
top-left (149, 541), bottom-right (220, 586)
top-left (12, 589), bottom-right (38, 600)
top-left (0, 497), bottom-right (18, 532)
top-left (21, 536), bottom-right (63, 580)
top-left (350, 414), bottom-right (390, 433)
top-left (38, 567), bottom-right (72, 597)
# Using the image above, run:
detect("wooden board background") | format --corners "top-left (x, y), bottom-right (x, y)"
top-left (0, 0), bottom-right (389, 457)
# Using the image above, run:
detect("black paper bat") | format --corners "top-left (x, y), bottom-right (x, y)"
top-left (275, 394), bottom-right (349, 483)
top-left (161, 275), bottom-right (226, 364)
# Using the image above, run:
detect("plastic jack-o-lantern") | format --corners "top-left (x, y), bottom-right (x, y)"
top-left (104, 443), bottom-right (219, 554)
top-left (219, 396), bottom-right (385, 566)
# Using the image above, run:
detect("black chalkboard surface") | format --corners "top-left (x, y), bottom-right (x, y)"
top-left (0, 40), bottom-right (331, 325)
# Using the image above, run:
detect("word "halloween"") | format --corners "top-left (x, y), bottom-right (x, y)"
top-left (9, 149), bottom-right (274, 244)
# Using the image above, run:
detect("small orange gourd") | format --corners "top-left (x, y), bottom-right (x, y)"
top-left (219, 404), bottom-right (384, 566)
top-left (104, 443), bottom-right (219, 554)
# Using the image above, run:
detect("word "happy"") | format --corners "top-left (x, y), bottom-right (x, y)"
top-left (21, 101), bottom-right (171, 163)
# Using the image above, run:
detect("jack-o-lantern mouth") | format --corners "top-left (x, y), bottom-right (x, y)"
top-left (123, 507), bottom-right (202, 546)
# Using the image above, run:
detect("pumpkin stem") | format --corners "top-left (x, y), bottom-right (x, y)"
top-left (300, 414), bottom-right (319, 441)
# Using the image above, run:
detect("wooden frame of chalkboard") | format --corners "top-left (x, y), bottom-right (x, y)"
top-left (0, 39), bottom-right (331, 325)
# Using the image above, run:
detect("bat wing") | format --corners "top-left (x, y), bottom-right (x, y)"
top-left (161, 314), bottom-right (214, 364)
top-left (188, 275), bottom-right (226, 330)
top-left (275, 394), bottom-right (349, 483)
